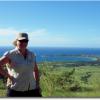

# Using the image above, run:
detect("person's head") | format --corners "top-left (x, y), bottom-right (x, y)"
top-left (13, 33), bottom-right (29, 49)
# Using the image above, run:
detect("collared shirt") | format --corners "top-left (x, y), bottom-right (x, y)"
top-left (3, 47), bottom-right (36, 91)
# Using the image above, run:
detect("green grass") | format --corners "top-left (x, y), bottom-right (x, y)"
top-left (0, 62), bottom-right (100, 97)
top-left (39, 62), bottom-right (100, 97)
top-left (0, 80), bottom-right (7, 97)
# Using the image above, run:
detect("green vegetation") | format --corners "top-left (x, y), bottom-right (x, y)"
top-left (0, 62), bottom-right (100, 97)
top-left (0, 79), bottom-right (7, 97)
top-left (39, 62), bottom-right (100, 97)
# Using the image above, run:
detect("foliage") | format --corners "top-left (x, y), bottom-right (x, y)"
top-left (38, 62), bottom-right (100, 97)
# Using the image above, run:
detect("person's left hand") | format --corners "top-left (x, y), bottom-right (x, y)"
top-left (36, 83), bottom-right (40, 89)
top-left (36, 83), bottom-right (41, 92)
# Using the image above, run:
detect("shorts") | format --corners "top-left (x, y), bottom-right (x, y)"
top-left (7, 88), bottom-right (42, 97)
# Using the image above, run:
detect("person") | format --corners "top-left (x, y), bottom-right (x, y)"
top-left (0, 33), bottom-right (42, 97)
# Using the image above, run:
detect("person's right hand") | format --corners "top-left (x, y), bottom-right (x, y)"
top-left (7, 75), bottom-right (16, 86)
top-left (6, 77), bottom-right (11, 87)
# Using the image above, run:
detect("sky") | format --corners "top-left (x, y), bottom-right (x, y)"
top-left (0, 1), bottom-right (100, 48)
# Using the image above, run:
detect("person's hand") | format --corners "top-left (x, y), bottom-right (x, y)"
top-left (8, 75), bottom-right (13, 80)
top-left (35, 86), bottom-right (42, 95)
top-left (8, 75), bottom-right (16, 84)
top-left (36, 83), bottom-right (41, 92)
top-left (6, 76), bottom-right (15, 87)
top-left (36, 83), bottom-right (40, 89)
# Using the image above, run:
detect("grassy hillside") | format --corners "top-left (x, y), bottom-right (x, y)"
top-left (0, 62), bottom-right (100, 97)
top-left (39, 62), bottom-right (100, 97)
top-left (0, 79), bottom-right (7, 97)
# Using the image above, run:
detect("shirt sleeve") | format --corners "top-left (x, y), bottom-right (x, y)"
top-left (3, 51), bottom-right (12, 60)
top-left (32, 53), bottom-right (36, 62)
top-left (30, 52), bottom-right (37, 68)
top-left (2, 51), bottom-right (11, 66)
top-left (3, 51), bottom-right (10, 57)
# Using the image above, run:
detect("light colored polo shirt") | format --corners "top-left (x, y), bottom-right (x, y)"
top-left (3, 47), bottom-right (36, 91)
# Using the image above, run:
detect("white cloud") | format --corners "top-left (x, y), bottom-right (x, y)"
top-left (0, 28), bottom-right (24, 46)
top-left (30, 29), bottom-right (47, 37)
top-left (0, 27), bottom-right (99, 47)
top-left (0, 28), bottom-right (39, 46)
top-left (0, 28), bottom-right (19, 35)
top-left (28, 31), bottom-right (74, 47)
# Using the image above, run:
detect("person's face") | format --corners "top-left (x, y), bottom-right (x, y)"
top-left (17, 39), bottom-right (28, 49)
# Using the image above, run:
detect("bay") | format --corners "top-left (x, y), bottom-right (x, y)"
top-left (0, 46), bottom-right (100, 63)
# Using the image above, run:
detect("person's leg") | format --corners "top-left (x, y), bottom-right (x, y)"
top-left (7, 88), bottom-right (42, 97)
top-left (34, 88), bottom-right (42, 97)
top-left (7, 88), bottom-right (17, 97)
top-left (7, 88), bottom-right (24, 97)
top-left (28, 89), bottom-right (42, 97)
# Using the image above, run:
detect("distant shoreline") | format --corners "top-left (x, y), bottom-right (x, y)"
top-left (0, 47), bottom-right (100, 63)
top-left (0, 46), bottom-right (100, 49)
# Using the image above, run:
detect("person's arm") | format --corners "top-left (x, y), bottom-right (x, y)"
top-left (0, 56), bottom-right (13, 80)
top-left (33, 61), bottom-right (40, 88)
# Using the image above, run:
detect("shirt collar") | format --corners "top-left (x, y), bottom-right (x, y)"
top-left (15, 47), bottom-right (29, 56)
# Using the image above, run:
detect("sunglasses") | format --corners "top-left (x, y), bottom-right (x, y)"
top-left (18, 40), bottom-right (29, 43)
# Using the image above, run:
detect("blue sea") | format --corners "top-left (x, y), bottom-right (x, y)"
top-left (0, 46), bottom-right (100, 63)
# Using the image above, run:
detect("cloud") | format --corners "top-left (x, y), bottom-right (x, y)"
top-left (0, 28), bottom-right (27, 46)
top-left (30, 29), bottom-right (47, 37)
top-left (0, 28), bottom-right (19, 35)
top-left (28, 31), bottom-right (74, 47)
top-left (29, 31), bottom-right (100, 47)
top-left (0, 28), bottom-right (48, 46)
top-left (0, 27), bottom-right (99, 47)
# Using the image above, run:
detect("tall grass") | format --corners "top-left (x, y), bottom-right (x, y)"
top-left (38, 62), bottom-right (100, 97)
top-left (0, 79), bottom-right (7, 97)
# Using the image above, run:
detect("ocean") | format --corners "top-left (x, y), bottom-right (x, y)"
top-left (0, 46), bottom-right (100, 63)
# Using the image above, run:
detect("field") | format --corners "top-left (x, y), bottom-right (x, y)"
top-left (0, 62), bottom-right (100, 97)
